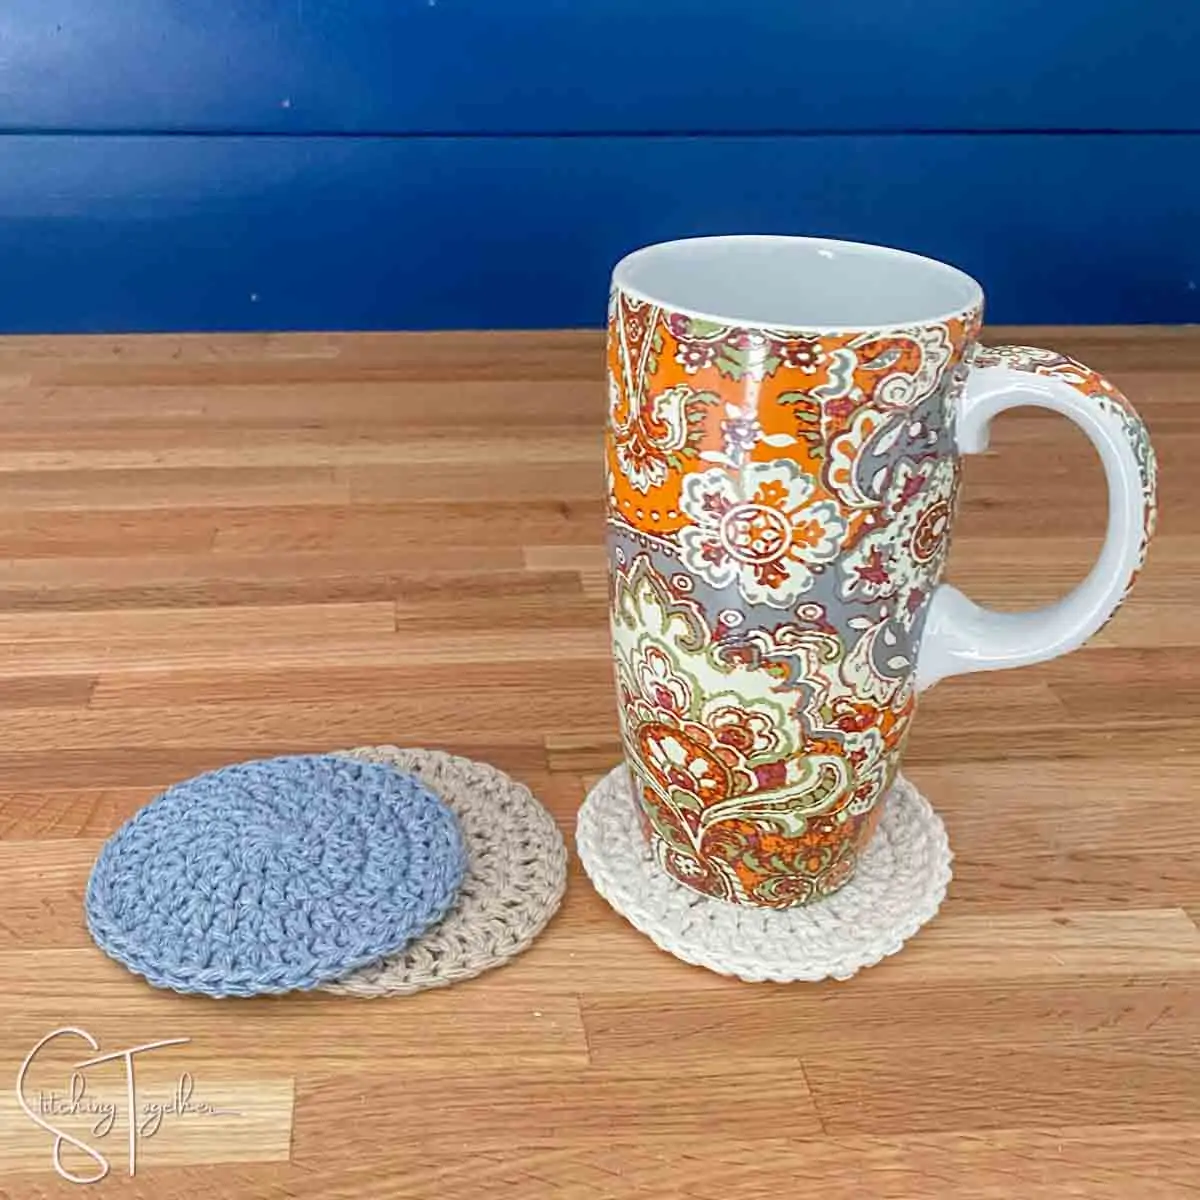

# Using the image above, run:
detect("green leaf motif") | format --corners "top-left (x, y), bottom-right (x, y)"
top-left (715, 346), bottom-right (750, 380)
top-left (777, 392), bottom-right (824, 448)
top-left (715, 349), bottom-right (781, 381)
top-left (679, 389), bottom-right (721, 454)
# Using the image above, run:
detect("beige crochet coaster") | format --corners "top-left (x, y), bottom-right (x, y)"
top-left (577, 766), bottom-right (951, 983)
top-left (323, 747), bottom-right (567, 997)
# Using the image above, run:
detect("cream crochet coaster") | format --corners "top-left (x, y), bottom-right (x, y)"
top-left (323, 748), bottom-right (567, 997)
top-left (577, 766), bottom-right (951, 983)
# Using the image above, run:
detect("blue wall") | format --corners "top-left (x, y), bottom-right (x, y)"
top-left (0, 1), bottom-right (1197, 332)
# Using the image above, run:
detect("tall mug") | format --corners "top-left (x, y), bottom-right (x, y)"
top-left (604, 236), bottom-right (1156, 908)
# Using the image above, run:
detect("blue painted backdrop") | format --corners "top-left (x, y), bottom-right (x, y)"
top-left (0, 1), bottom-right (1197, 331)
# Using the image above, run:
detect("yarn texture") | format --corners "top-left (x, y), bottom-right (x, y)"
top-left (576, 766), bottom-right (951, 983)
top-left (324, 747), bottom-right (567, 997)
top-left (86, 755), bottom-right (467, 998)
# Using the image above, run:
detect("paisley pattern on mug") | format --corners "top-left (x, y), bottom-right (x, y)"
top-left (605, 290), bottom-right (982, 906)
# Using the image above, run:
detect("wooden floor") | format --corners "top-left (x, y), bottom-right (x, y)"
top-left (0, 328), bottom-right (1195, 1198)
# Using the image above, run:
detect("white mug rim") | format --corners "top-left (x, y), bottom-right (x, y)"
top-left (611, 234), bottom-right (985, 335)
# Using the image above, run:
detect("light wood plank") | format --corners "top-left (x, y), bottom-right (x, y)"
top-left (582, 978), bottom-right (1200, 1065)
top-left (803, 1043), bottom-right (1200, 1134)
top-left (291, 1063), bottom-right (823, 1155)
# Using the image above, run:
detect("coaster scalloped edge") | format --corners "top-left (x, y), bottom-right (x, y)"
top-left (576, 766), bottom-right (952, 983)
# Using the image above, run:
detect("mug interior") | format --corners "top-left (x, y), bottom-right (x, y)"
top-left (612, 235), bottom-right (982, 332)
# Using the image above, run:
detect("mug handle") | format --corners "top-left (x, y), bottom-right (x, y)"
top-left (915, 345), bottom-right (1158, 691)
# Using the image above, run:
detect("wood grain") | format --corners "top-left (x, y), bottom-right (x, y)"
top-left (0, 327), bottom-right (1193, 1197)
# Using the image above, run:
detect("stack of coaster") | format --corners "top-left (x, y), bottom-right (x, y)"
top-left (325, 747), bottom-right (567, 997)
top-left (86, 749), bottom-right (566, 999)
top-left (576, 765), bottom-right (952, 983)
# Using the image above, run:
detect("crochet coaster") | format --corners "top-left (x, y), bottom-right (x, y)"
top-left (576, 766), bottom-right (951, 983)
top-left (86, 755), bottom-right (467, 998)
top-left (323, 747), bottom-right (568, 997)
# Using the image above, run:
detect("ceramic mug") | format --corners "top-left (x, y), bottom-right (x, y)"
top-left (605, 235), bottom-right (1156, 908)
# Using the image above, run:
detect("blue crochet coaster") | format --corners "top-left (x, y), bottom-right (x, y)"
top-left (85, 754), bottom-right (467, 998)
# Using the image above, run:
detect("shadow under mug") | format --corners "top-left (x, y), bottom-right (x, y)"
top-left (604, 235), bottom-right (1156, 908)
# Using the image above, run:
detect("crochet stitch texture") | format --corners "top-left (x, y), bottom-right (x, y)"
top-left (85, 754), bottom-right (467, 997)
top-left (324, 747), bottom-right (567, 997)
